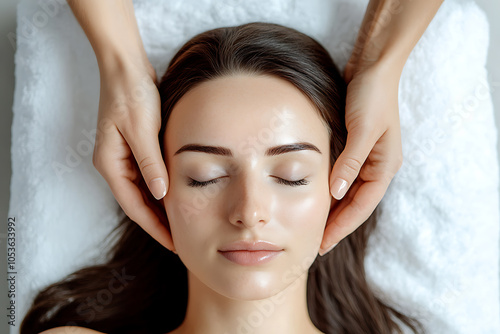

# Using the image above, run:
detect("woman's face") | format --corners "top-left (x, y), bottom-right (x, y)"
top-left (163, 74), bottom-right (332, 300)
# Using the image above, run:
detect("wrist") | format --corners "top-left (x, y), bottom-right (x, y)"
top-left (349, 0), bottom-right (444, 81)
top-left (68, 0), bottom-right (151, 76)
top-left (349, 27), bottom-right (409, 78)
top-left (96, 43), bottom-right (155, 82)
top-left (371, 51), bottom-right (406, 79)
top-left (345, 49), bottom-right (405, 86)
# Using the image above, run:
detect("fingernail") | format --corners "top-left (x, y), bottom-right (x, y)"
top-left (331, 178), bottom-right (348, 200)
top-left (149, 177), bottom-right (166, 200)
top-left (319, 243), bottom-right (338, 256)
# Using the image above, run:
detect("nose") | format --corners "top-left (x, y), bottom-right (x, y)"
top-left (228, 172), bottom-right (271, 228)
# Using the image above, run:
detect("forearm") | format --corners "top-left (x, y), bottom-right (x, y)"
top-left (352, 0), bottom-right (444, 75)
top-left (67, 0), bottom-right (148, 71)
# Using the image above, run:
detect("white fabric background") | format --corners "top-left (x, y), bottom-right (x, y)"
top-left (9, 0), bottom-right (500, 333)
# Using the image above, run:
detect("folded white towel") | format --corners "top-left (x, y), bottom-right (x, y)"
top-left (9, 0), bottom-right (499, 333)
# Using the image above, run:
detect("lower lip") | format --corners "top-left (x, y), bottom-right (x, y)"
top-left (218, 250), bottom-right (283, 266)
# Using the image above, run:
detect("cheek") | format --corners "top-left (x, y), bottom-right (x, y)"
top-left (277, 183), bottom-right (331, 255)
top-left (163, 183), bottom-right (218, 255)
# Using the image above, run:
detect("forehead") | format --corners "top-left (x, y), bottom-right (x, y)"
top-left (164, 74), bottom-right (329, 155)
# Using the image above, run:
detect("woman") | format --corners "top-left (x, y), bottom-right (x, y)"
top-left (66, 0), bottom-right (444, 256)
top-left (22, 22), bottom-right (422, 334)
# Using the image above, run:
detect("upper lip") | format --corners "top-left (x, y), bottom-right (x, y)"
top-left (218, 240), bottom-right (284, 252)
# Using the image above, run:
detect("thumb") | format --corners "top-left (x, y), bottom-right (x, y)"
top-left (130, 136), bottom-right (169, 200)
top-left (330, 133), bottom-right (374, 200)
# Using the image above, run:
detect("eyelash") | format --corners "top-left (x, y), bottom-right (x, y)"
top-left (188, 178), bottom-right (220, 188)
top-left (274, 177), bottom-right (309, 187)
top-left (187, 177), bottom-right (309, 188)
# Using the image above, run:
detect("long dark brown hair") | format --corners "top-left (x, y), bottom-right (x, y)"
top-left (21, 22), bottom-right (423, 334)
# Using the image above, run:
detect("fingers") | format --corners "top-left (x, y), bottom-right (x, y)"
top-left (320, 176), bottom-right (389, 253)
top-left (321, 128), bottom-right (403, 255)
top-left (329, 130), bottom-right (377, 200)
top-left (109, 174), bottom-right (175, 251)
top-left (93, 129), bottom-right (175, 251)
top-left (127, 129), bottom-right (169, 201)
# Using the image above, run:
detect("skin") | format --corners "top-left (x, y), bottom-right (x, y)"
top-left (162, 74), bottom-right (332, 334)
top-left (41, 73), bottom-right (331, 334)
top-left (66, 0), bottom-right (444, 257)
top-left (55, 1), bottom-right (445, 332)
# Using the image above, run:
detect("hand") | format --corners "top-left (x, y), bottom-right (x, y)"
top-left (319, 59), bottom-right (403, 255)
top-left (92, 56), bottom-right (174, 251)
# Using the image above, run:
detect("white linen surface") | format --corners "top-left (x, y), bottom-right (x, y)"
top-left (9, 0), bottom-right (499, 333)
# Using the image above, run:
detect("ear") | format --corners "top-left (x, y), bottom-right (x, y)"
top-left (136, 176), bottom-right (176, 253)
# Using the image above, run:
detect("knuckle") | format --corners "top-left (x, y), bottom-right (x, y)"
top-left (381, 170), bottom-right (396, 185)
top-left (341, 156), bottom-right (364, 176)
top-left (123, 210), bottom-right (138, 224)
top-left (348, 196), bottom-right (364, 216)
top-left (386, 150), bottom-right (404, 177)
top-left (395, 153), bottom-right (404, 170)
top-left (121, 203), bottom-right (140, 223)
top-left (92, 148), bottom-right (101, 169)
top-left (91, 148), bottom-right (110, 180)
top-left (381, 163), bottom-right (400, 184)
top-left (138, 156), bottom-right (160, 177)
top-left (347, 117), bottom-right (373, 134)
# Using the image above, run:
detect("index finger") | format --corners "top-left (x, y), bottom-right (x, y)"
top-left (329, 130), bottom-right (377, 200)
top-left (94, 131), bottom-right (175, 251)
top-left (321, 177), bottom-right (390, 249)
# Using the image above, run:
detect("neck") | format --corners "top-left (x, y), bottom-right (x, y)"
top-left (172, 270), bottom-right (323, 334)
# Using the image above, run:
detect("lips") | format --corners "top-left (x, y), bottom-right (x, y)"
top-left (218, 240), bottom-right (284, 252)
top-left (218, 240), bottom-right (284, 266)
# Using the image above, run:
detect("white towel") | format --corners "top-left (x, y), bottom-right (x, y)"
top-left (9, 0), bottom-right (499, 333)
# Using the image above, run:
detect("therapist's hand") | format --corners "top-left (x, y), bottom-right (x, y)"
top-left (319, 59), bottom-right (403, 255)
top-left (67, 0), bottom-right (175, 251)
top-left (318, 0), bottom-right (443, 255)
top-left (93, 56), bottom-right (173, 250)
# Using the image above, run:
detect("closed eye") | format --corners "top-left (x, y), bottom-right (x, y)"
top-left (187, 177), bottom-right (309, 188)
top-left (272, 177), bottom-right (309, 187)
top-left (187, 178), bottom-right (220, 188)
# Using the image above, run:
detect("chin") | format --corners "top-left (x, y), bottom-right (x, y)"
top-left (208, 269), bottom-right (287, 301)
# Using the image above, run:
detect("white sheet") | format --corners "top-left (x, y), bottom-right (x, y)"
top-left (9, 0), bottom-right (500, 333)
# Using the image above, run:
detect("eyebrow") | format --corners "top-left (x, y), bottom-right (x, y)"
top-left (174, 142), bottom-right (322, 157)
